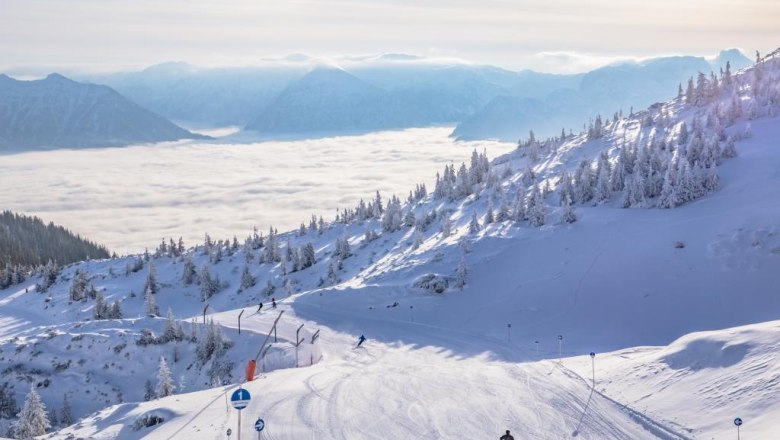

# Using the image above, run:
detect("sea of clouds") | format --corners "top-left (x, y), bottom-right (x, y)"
top-left (1, 127), bottom-right (514, 254)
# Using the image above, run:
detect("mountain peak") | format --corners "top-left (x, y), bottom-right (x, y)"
top-left (44, 72), bottom-right (72, 83)
top-left (710, 48), bottom-right (751, 71)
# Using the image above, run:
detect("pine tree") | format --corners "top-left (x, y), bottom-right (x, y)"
top-left (48, 408), bottom-right (57, 429)
top-left (161, 308), bottom-right (177, 343)
top-left (156, 356), bottom-right (174, 399)
top-left (143, 380), bottom-right (155, 401)
top-left (527, 185), bottom-right (546, 227)
top-left (109, 300), bottom-right (122, 319)
top-left (239, 266), bottom-right (255, 293)
top-left (181, 257), bottom-right (196, 286)
top-left (454, 258), bottom-right (468, 290)
top-left (59, 394), bottom-right (72, 427)
top-left (485, 202), bottom-right (495, 224)
top-left (0, 385), bottom-right (18, 418)
top-left (200, 266), bottom-right (218, 301)
top-left (93, 292), bottom-right (108, 320)
top-left (440, 216), bottom-right (453, 237)
top-left (68, 269), bottom-right (88, 302)
top-left (302, 243), bottom-right (316, 269)
top-left (561, 195), bottom-right (577, 223)
top-left (412, 230), bottom-right (424, 250)
top-left (13, 385), bottom-right (50, 439)
top-left (468, 213), bottom-right (480, 234)
top-left (144, 286), bottom-right (159, 317)
top-left (327, 262), bottom-right (338, 285)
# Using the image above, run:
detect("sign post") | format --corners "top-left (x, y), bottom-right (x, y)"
top-left (534, 340), bottom-right (539, 359)
top-left (507, 323), bottom-right (511, 343)
top-left (734, 417), bottom-right (742, 440)
top-left (589, 352), bottom-right (596, 388)
top-left (295, 324), bottom-right (304, 368)
top-left (231, 388), bottom-right (251, 440)
top-left (557, 334), bottom-right (563, 363)
top-left (227, 428), bottom-right (232, 439)
top-left (255, 418), bottom-right (265, 440)
top-left (238, 309), bottom-right (245, 334)
top-left (410, 305), bottom-right (414, 323)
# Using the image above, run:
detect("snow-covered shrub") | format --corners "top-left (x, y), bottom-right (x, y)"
top-left (412, 273), bottom-right (449, 294)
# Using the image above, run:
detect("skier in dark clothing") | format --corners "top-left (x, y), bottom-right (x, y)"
top-left (500, 430), bottom-right (514, 440)
top-left (257, 302), bottom-right (263, 312)
top-left (356, 334), bottom-right (366, 348)
top-left (272, 298), bottom-right (277, 309)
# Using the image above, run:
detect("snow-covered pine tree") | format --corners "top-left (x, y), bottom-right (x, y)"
top-left (454, 258), bottom-right (468, 290)
top-left (468, 212), bottom-right (480, 234)
top-left (181, 257), bottom-right (196, 286)
top-left (144, 286), bottom-right (159, 317)
top-left (13, 385), bottom-right (50, 439)
top-left (200, 266), bottom-right (218, 301)
top-left (143, 380), bottom-right (155, 401)
top-left (527, 184), bottom-right (546, 227)
top-left (512, 187), bottom-right (527, 221)
top-left (327, 262), bottom-right (338, 285)
top-left (68, 269), bottom-right (88, 302)
top-left (109, 300), bottom-right (122, 319)
top-left (404, 209), bottom-right (416, 228)
top-left (440, 215), bottom-right (453, 237)
top-left (92, 292), bottom-right (108, 320)
top-left (561, 195), bottom-right (577, 223)
top-left (302, 243), bottom-right (316, 269)
top-left (161, 308), bottom-right (177, 343)
top-left (36, 260), bottom-right (59, 292)
top-left (485, 201), bottom-right (495, 224)
top-left (156, 356), bottom-right (174, 399)
top-left (239, 266), bottom-right (255, 293)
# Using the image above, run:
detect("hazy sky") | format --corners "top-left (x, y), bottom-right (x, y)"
top-left (1, 0), bottom-right (778, 73)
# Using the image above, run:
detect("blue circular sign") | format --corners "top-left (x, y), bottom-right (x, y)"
top-left (590, 352), bottom-right (595, 358)
top-left (734, 417), bottom-right (743, 426)
top-left (230, 388), bottom-right (251, 410)
top-left (227, 428), bottom-right (232, 436)
top-left (255, 418), bottom-right (265, 432)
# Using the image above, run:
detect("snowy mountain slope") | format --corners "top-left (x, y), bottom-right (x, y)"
top-left (2, 50), bottom-right (779, 438)
top-left (0, 73), bottom-right (203, 151)
top-left (568, 320), bottom-right (780, 439)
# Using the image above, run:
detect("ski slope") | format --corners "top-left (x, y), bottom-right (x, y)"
top-left (50, 301), bottom-right (691, 440)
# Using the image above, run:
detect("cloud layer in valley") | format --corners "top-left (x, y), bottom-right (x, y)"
top-left (0, 128), bottom-right (514, 254)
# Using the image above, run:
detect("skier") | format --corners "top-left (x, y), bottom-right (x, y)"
top-left (500, 430), bottom-right (514, 440)
top-left (272, 298), bottom-right (277, 309)
top-left (257, 302), bottom-right (263, 313)
top-left (356, 334), bottom-right (366, 348)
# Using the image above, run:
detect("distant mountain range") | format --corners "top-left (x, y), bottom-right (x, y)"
top-left (82, 49), bottom-right (752, 141)
top-left (0, 73), bottom-right (203, 151)
top-left (453, 49), bottom-right (753, 141)
top-left (0, 49), bottom-right (752, 148)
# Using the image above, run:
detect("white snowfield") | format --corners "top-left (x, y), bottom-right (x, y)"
top-left (2, 52), bottom-right (780, 439)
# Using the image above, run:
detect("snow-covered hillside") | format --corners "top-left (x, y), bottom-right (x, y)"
top-left (1, 49), bottom-right (779, 439)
